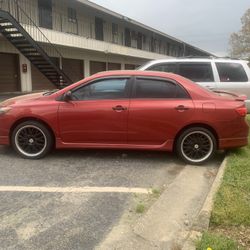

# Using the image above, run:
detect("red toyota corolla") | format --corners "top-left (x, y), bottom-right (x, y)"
top-left (0, 71), bottom-right (248, 164)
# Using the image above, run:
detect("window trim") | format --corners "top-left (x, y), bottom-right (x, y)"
top-left (131, 76), bottom-right (191, 100)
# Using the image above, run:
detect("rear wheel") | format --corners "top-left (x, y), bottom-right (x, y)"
top-left (12, 121), bottom-right (53, 159)
top-left (176, 127), bottom-right (216, 165)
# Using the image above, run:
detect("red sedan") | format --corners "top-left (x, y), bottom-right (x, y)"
top-left (0, 71), bottom-right (248, 164)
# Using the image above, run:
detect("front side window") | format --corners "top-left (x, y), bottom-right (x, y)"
top-left (148, 63), bottom-right (177, 74)
top-left (134, 78), bottom-right (189, 99)
top-left (179, 63), bottom-right (214, 82)
top-left (216, 62), bottom-right (248, 82)
top-left (72, 78), bottom-right (129, 100)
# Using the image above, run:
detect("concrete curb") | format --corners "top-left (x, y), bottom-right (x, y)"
top-left (182, 156), bottom-right (228, 250)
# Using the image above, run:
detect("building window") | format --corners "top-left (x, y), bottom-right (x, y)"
top-left (112, 23), bottom-right (118, 44)
top-left (68, 7), bottom-right (77, 23)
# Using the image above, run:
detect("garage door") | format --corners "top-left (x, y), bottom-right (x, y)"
top-left (0, 53), bottom-right (20, 93)
top-left (125, 64), bottom-right (136, 70)
top-left (62, 58), bottom-right (84, 83)
top-left (31, 57), bottom-right (59, 91)
top-left (108, 62), bottom-right (121, 70)
top-left (90, 61), bottom-right (106, 75)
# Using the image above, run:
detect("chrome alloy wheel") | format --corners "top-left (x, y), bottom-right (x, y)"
top-left (14, 125), bottom-right (47, 158)
top-left (180, 131), bottom-right (213, 164)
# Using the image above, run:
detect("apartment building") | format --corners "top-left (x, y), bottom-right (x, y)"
top-left (0, 0), bottom-right (211, 93)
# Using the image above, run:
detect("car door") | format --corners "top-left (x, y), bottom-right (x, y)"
top-left (127, 77), bottom-right (194, 145)
top-left (58, 77), bottom-right (131, 144)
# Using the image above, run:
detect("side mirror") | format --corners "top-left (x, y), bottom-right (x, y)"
top-left (63, 91), bottom-right (72, 102)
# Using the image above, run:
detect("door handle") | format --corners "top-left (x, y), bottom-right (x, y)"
top-left (175, 105), bottom-right (189, 111)
top-left (112, 105), bottom-right (127, 111)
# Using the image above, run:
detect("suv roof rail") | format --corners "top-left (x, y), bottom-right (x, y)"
top-left (176, 56), bottom-right (243, 60)
top-left (177, 55), bottom-right (217, 59)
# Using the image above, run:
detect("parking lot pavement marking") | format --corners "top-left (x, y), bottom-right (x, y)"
top-left (0, 186), bottom-right (150, 194)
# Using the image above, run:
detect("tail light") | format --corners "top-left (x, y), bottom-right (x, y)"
top-left (235, 107), bottom-right (247, 117)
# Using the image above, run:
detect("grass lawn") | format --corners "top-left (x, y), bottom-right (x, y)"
top-left (197, 116), bottom-right (250, 250)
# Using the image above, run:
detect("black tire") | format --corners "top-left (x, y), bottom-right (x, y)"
top-left (176, 127), bottom-right (217, 165)
top-left (11, 121), bottom-right (53, 159)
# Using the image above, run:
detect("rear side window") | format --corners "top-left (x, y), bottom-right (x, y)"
top-left (134, 78), bottom-right (189, 99)
top-left (179, 63), bottom-right (214, 82)
top-left (216, 62), bottom-right (248, 82)
top-left (148, 63), bottom-right (177, 74)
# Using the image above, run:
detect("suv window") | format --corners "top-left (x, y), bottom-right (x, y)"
top-left (148, 63), bottom-right (177, 73)
top-left (216, 62), bottom-right (248, 82)
top-left (72, 78), bottom-right (128, 100)
top-left (134, 78), bottom-right (189, 99)
top-left (179, 63), bottom-right (214, 82)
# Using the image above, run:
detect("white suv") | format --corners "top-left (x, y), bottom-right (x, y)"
top-left (138, 58), bottom-right (250, 111)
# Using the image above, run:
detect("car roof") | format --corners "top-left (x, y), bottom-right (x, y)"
top-left (53, 69), bottom-right (214, 101)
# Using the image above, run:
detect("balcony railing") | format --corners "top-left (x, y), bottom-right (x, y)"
top-left (0, 0), bottom-right (179, 55)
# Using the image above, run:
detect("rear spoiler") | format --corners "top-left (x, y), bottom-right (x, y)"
top-left (213, 90), bottom-right (247, 101)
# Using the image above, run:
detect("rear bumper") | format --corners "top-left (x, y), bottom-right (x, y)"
top-left (219, 137), bottom-right (248, 149)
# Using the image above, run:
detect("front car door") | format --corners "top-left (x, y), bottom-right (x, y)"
top-left (58, 77), bottom-right (131, 144)
top-left (128, 77), bottom-right (194, 145)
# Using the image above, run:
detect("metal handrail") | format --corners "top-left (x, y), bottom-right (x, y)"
top-left (13, 0), bottom-right (65, 60)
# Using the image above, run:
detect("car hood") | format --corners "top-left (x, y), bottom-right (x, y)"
top-left (0, 92), bottom-right (45, 107)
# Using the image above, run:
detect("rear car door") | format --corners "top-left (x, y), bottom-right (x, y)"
top-left (58, 77), bottom-right (131, 144)
top-left (127, 77), bottom-right (194, 145)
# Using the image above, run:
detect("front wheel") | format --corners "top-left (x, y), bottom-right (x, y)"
top-left (176, 127), bottom-right (217, 165)
top-left (11, 121), bottom-right (53, 159)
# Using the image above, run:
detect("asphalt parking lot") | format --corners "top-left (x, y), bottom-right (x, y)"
top-left (0, 146), bottom-right (224, 250)
top-left (0, 94), bottom-right (224, 249)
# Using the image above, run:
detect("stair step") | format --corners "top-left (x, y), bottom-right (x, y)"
top-left (15, 45), bottom-right (34, 49)
top-left (40, 68), bottom-right (56, 72)
top-left (19, 48), bottom-right (37, 52)
top-left (0, 19), bottom-right (11, 23)
top-left (0, 24), bottom-right (16, 29)
top-left (44, 73), bottom-right (59, 76)
top-left (31, 60), bottom-right (49, 64)
top-left (36, 65), bottom-right (53, 69)
top-left (2, 30), bottom-right (21, 35)
top-left (11, 39), bottom-right (28, 44)
top-left (23, 52), bottom-right (41, 56)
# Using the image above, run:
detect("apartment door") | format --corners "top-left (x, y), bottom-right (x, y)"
top-left (95, 17), bottom-right (104, 41)
top-left (108, 63), bottom-right (121, 70)
top-left (0, 53), bottom-right (20, 92)
top-left (62, 58), bottom-right (84, 83)
top-left (38, 0), bottom-right (52, 29)
top-left (137, 32), bottom-right (142, 49)
top-left (90, 61), bottom-right (106, 75)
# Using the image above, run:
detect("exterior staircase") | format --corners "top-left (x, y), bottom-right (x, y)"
top-left (0, 4), bottom-right (73, 88)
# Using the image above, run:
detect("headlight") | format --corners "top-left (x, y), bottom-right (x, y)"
top-left (0, 107), bottom-right (12, 115)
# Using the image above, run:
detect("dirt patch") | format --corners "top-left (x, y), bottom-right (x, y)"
top-left (210, 225), bottom-right (250, 249)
